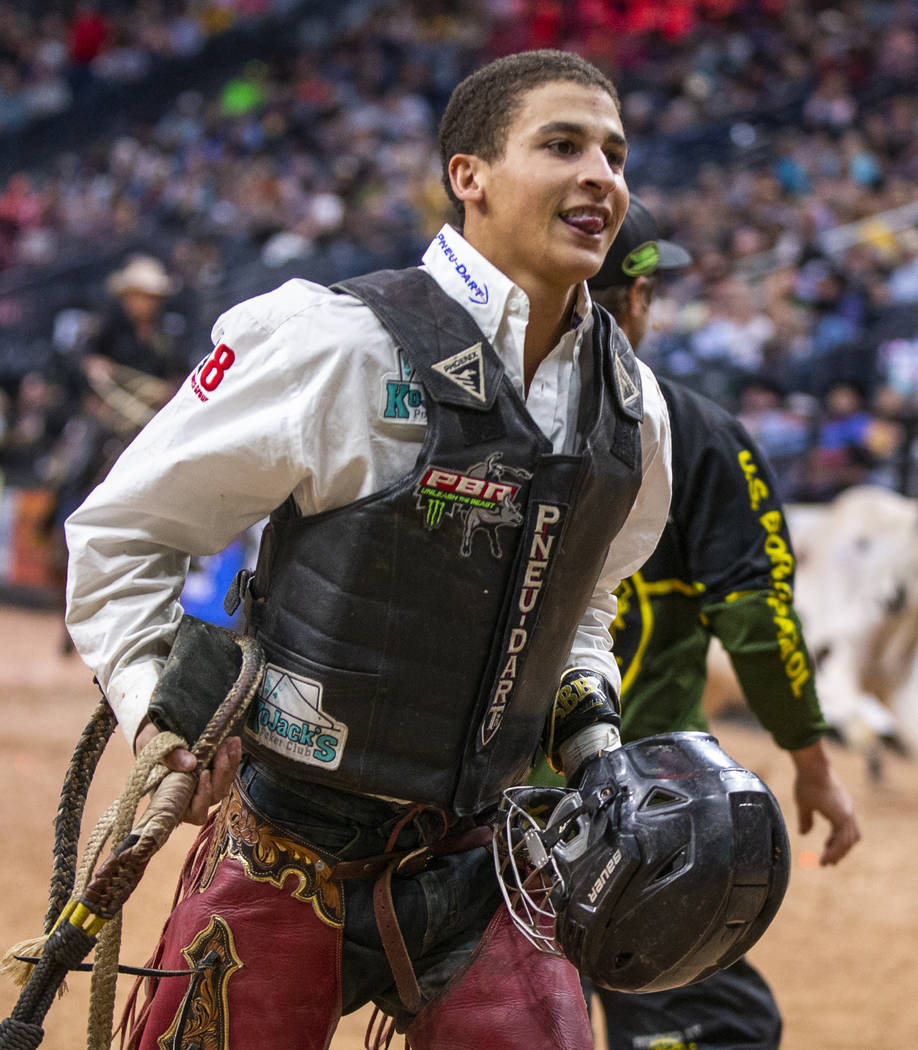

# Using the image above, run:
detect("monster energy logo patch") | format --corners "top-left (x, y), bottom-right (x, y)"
top-left (431, 343), bottom-right (486, 402)
top-left (250, 665), bottom-right (348, 768)
top-left (425, 498), bottom-right (446, 528)
top-left (381, 349), bottom-right (427, 424)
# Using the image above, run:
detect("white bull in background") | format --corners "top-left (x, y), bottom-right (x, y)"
top-left (704, 485), bottom-right (918, 771)
top-left (791, 485), bottom-right (918, 763)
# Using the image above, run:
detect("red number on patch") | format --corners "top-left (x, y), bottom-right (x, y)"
top-left (200, 344), bottom-right (236, 392)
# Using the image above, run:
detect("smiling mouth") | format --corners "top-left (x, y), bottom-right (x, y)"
top-left (560, 210), bottom-right (608, 237)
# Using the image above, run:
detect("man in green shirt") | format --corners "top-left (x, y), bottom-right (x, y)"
top-left (544, 196), bottom-right (861, 1050)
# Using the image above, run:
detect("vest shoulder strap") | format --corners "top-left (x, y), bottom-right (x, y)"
top-left (333, 268), bottom-right (504, 411)
top-left (592, 302), bottom-right (644, 423)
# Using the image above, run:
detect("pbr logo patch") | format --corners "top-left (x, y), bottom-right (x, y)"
top-left (381, 349), bottom-right (427, 424)
top-left (414, 452), bottom-right (532, 558)
top-left (250, 665), bottom-right (348, 768)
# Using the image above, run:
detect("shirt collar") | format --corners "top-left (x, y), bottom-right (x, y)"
top-left (571, 282), bottom-right (592, 332)
top-left (421, 224), bottom-right (594, 346)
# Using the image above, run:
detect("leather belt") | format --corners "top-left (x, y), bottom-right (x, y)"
top-left (329, 825), bottom-right (493, 881)
top-left (329, 821), bottom-right (493, 1014)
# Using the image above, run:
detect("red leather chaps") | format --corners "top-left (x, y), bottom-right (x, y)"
top-left (122, 794), bottom-right (592, 1050)
top-left (406, 906), bottom-right (593, 1050)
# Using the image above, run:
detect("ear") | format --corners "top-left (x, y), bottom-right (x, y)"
top-left (632, 276), bottom-right (654, 312)
top-left (448, 153), bottom-right (486, 207)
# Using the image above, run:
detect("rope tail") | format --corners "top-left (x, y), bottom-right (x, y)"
top-left (0, 696), bottom-right (117, 993)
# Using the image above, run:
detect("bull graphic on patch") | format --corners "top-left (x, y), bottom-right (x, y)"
top-left (414, 453), bottom-right (533, 558)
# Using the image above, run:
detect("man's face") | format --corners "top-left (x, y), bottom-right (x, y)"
top-left (461, 80), bottom-right (629, 296)
top-left (122, 289), bottom-right (164, 325)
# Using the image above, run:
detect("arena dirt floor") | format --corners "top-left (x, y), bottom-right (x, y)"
top-left (0, 605), bottom-right (914, 1050)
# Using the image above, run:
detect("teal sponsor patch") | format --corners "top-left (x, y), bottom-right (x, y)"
top-left (253, 665), bottom-right (348, 768)
top-left (381, 349), bottom-right (426, 424)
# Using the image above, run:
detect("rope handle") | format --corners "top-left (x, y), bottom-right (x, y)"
top-left (82, 633), bottom-right (266, 925)
top-left (0, 633), bottom-right (266, 1050)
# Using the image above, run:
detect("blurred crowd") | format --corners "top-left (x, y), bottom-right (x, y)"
top-left (0, 0), bottom-right (291, 133)
top-left (0, 0), bottom-right (916, 569)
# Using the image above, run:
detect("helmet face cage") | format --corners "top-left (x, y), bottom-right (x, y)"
top-left (493, 786), bottom-right (591, 956)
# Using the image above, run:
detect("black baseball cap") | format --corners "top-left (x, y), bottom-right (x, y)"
top-left (589, 195), bottom-right (692, 290)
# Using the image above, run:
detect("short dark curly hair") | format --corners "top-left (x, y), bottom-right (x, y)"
top-left (439, 49), bottom-right (620, 225)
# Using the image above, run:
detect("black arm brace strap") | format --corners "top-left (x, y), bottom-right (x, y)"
top-left (543, 666), bottom-right (621, 771)
top-left (147, 614), bottom-right (255, 746)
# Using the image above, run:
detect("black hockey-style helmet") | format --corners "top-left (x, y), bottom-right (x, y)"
top-left (494, 732), bottom-right (790, 993)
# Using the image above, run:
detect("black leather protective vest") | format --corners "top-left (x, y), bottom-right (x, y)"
top-left (242, 269), bottom-right (645, 815)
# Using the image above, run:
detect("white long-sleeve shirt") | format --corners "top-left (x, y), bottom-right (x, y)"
top-left (65, 225), bottom-right (672, 745)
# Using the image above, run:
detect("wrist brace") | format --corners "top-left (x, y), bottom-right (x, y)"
top-left (544, 666), bottom-right (621, 776)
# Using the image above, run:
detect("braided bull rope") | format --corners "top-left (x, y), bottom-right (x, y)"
top-left (0, 634), bottom-right (265, 1050)
top-left (49, 699), bottom-right (119, 938)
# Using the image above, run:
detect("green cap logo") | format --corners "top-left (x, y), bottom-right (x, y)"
top-left (622, 240), bottom-right (660, 277)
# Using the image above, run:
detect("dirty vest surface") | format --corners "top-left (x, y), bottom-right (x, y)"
top-left (243, 268), bottom-right (644, 815)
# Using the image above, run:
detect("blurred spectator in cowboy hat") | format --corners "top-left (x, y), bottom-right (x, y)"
top-left (77, 254), bottom-right (191, 432)
top-left (46, 256), bottom-right (193, 623)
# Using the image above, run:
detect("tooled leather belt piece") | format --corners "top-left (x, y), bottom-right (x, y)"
top-left (200, 781), bottom-right (344, 929)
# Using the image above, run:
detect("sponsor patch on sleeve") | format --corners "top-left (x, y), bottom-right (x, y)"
top-left (189, 342), bottom-right (236, 403)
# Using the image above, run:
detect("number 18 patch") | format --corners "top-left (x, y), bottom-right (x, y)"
top-left (190, 343), bottom-right (236, 403)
